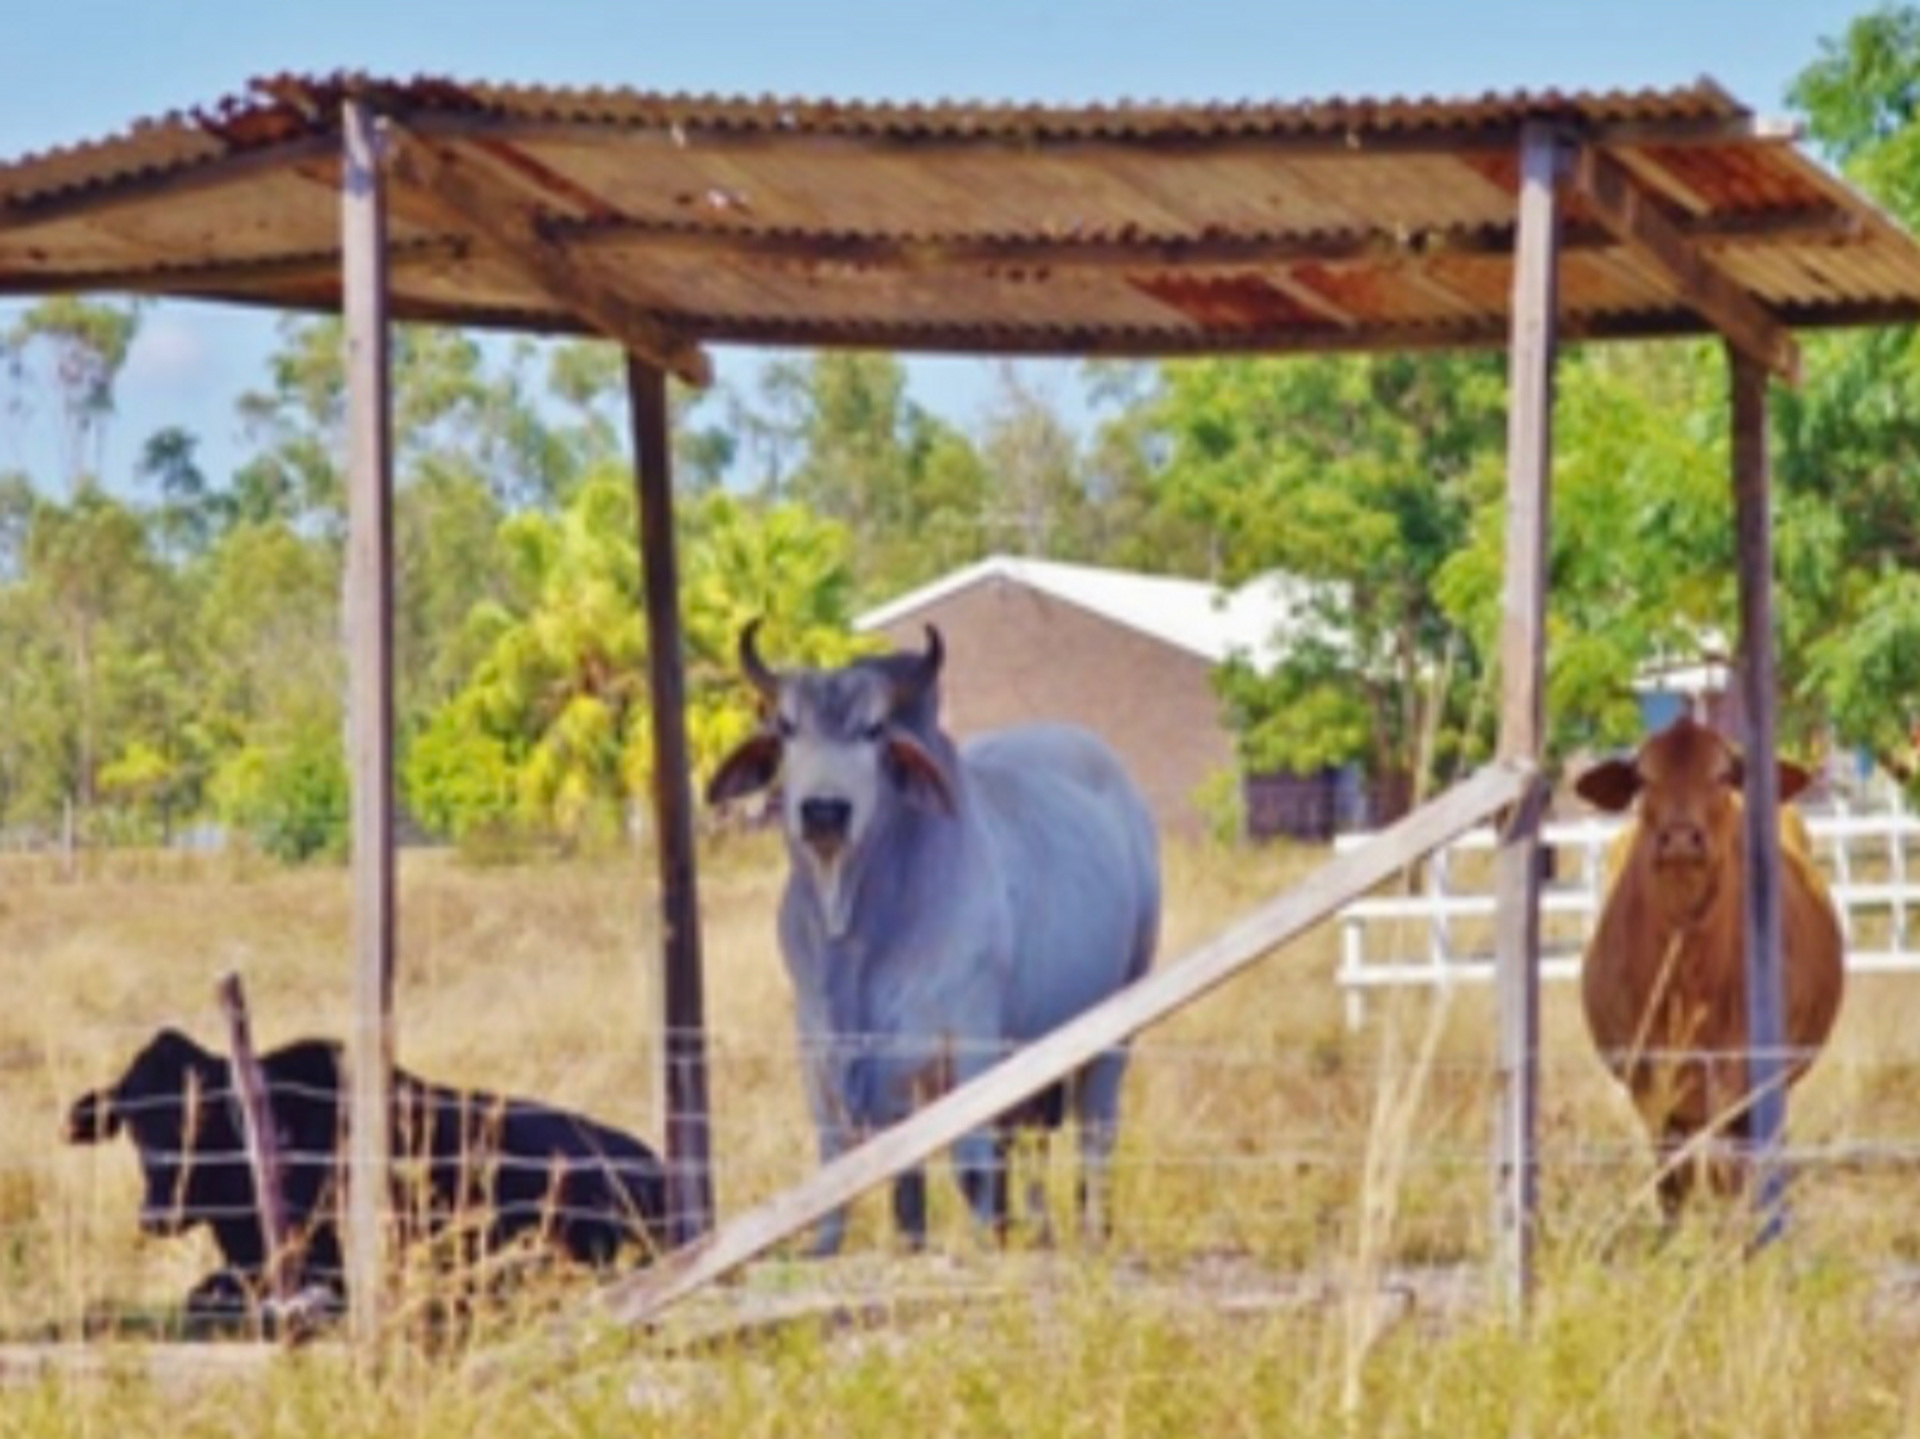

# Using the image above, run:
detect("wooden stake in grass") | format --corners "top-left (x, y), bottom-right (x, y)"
top-left (216, 972), bottom-right (296, 1317)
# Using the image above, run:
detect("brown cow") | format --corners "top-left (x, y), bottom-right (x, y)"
top-left (1574, 715), bottom-right (1845, 1214)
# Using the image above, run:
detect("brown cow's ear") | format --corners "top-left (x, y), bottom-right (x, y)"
top-left (706, 733), bottom-right (784, 805)
top-left (1574, 758), bottom-right (1641, 813)
top-left (1726, 750), bottom-right (1816, 804)
top-left (1776, 759), bottom-right (1813, 803)
top-left (886, 732), bottom-right (956, 815)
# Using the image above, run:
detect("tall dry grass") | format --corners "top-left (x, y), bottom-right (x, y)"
top-left (5, 835), bottom-right (1920, 1433)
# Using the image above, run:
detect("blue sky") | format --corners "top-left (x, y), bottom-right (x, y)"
top-left (0, 0), bottom-right (1875, 494)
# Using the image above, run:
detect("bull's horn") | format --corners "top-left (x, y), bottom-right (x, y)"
top-left (739, 619), bottom-right (779, 704)
top-left (896, 624), bottom-right (945, 707)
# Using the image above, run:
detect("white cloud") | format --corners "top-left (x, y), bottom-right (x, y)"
top-left (123, 313), bottom-right (210, 392)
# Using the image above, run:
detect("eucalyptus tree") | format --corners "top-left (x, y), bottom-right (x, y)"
top-left (1155, 351), bottom-right (1505, 813)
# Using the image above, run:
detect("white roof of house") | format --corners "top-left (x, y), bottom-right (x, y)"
top-left (854, 554), bottom-right (1336, 668)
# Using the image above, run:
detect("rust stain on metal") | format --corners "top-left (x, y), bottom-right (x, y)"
top-left (1127, 272), bottom-right (1322, 329)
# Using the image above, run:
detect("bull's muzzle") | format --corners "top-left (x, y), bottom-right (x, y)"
top-left (799, 797), bottom-right (853, 857)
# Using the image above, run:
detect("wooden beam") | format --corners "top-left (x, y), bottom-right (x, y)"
top-left (1491, 120), bottom-right (1562, 1317)
top-left (381, 124), bottom-right (711, 386)
top-left (0, 204), bottom-right (1850, 306)
top-left (596, 758), bottom-right (1534, 1327)
top-left (1608, 148), bottom-right (1713, 217)
top-left (341, 96), bottom-right (397, 1352)
top-left (1730, 345), bottom-right (1790, 1243)
top-left (550, 205), bottom-right (1856, 273)
top-left (1571, 144), bottom-right (1800, 384)
top-left (626, 356), bottom-right (715, 1246)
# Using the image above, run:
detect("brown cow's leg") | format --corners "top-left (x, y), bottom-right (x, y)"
top-left (1656, 1119), bottom-right (1698, 1218)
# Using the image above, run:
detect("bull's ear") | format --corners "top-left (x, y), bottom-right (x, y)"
top-left (886, 732), bottom-right (956, 815)
top-left (1574, 758), bottom-right (1641, 813)
top-left (706, 733), bottom-right (784, 805)
top-left (66, 1090), bottom-right (118, 1143)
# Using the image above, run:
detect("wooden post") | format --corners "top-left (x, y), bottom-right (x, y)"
top-left (1729, 346), bottom-right (1789, 1242)
top-left (597, 761), bottom-right (1534, 1327)
top-left (216, 972), bottom-right (294, 1312)
top-left (626, 355), bottom-right (715, 1245)
top-left (1491, 121), bottom-right (1563, 1314)
top-left (342, 94), bottom-right (397, 1348)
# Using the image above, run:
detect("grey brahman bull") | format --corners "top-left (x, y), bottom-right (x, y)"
top-left (707, 622), bottom-right (1160, 1252)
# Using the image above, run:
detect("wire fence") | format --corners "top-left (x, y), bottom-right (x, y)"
top-left (10, 999), bottom-right (1920, 1347)
top-left (5, 819), bottom-right (1920, 1350)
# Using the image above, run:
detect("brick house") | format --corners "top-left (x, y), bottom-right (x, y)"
top-left (855, 555), bottom-right (1326, 839)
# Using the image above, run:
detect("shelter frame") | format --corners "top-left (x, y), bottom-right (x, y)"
top-left (3, 74), bottom-right (1898, 1335)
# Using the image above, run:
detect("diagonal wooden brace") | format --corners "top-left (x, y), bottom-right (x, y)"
top-left (1571, 144), bottom-right (1799, 385)
top-left (383, 121), bottom-right (712, 387)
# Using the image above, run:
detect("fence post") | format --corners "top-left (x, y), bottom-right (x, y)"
top-left (215, 972), bottom-right (296, 1321)
top-left (1730, 346), bottom-right (1790, 1247)
top-left (1491, 120), bottom-right (1564, 1316)
top-left (341, 92), bottom-right (397, 1352)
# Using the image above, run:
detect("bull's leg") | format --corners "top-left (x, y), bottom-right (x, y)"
top-left (1021, 1129), bottom-right (1056, 1247)
top-left (951, 1124), bottom-right (1009, 1240)
top-left (1073, 1050), bottom-right (1131, 1243)
top-left (891, 1168), bottom-right (928, 1248)
top-left (800, 1054), bottom-right (855, 1258)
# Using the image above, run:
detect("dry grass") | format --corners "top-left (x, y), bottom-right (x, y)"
top-left (5, 835), bottom-right (1920, 1433)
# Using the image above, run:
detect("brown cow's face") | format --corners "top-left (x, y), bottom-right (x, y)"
top-left (1575, 715), bottom-right (1814, 896)
top-left (1632, 719), bottom-right (1741, 871)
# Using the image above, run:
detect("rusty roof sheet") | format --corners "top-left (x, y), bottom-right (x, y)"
top-left (2, 72), bottom-right (1915, 382)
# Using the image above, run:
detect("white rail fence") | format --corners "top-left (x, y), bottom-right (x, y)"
top-left (1334, 794), bottom-right (1920, 1028)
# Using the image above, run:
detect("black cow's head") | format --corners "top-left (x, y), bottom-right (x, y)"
top-left (66, 1027), bottom-right (246, 1237)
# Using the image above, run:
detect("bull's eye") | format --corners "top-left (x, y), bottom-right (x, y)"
top-left (860, 721), bottom-right (886, 744)
top-left (776, 714), bottom-right (796, 739)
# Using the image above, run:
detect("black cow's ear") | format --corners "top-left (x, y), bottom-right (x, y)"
top-left (706, 733), bottom-right (784, 805)
top-left (886, 733), bottom-right (956, 815)
top-left (1574, 758), bottom-right (1641, 813)
top-left (65, 1090), bottom-right (119, 1143)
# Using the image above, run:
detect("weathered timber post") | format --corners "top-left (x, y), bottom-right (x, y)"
top-left (626, 355), bottom-right (715, 1245)
top-left (342, 94), bottom-right (397, 1348)
top-left (1491, 120), bottom-right (1564, 1315)
top-left (1729, 346), bottom-right (1790, 1243)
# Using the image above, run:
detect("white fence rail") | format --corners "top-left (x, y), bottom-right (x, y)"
top-left (1334, 796), bottom-right (1920, 1028)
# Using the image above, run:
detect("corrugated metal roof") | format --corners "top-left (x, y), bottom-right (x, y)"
top-left (2, 72), bottom-right (1915, 382)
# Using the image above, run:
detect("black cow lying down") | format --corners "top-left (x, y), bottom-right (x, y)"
top-left (66, 1028), bottom-right (668, 1322)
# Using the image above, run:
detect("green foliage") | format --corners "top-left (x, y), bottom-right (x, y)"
top-left (1189, 765), bottom-right (1248, 848)
top-left (764, 352), bottom-right (997, 600)
top-left (1806, 567), bottom-right (1920, 790)
top-left (401, 470), bottom-right (865, 851)
top-left (6, 297), bottom-right (142, 496)
top-left (1767, 9), bottom-right (1920, 779)
top-left (1215, 642), bottom-right (1375, 775)
top-left (1437, 342), bottom-right (1737, 759)
top-left (1156, 352), bottom-right (1504, 804)
top-left (209, 720), bottom-right (348, 863)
